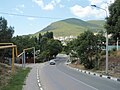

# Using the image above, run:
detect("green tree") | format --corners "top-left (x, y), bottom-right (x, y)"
top-left (0, 17), bottom-right (14, 62)
top-left (67, 31), bottom-right (100, 69)
top-left (37, 50), bottom-right (50, 62)
top-left (105, 0), bottom-right (120, 41)
top-left (47, 39), bottom-right (62, 58)
top-left (96, 31), bottom-right (106, 50)
top-left (12, 35), bottom-right (37, 54)
top-left (35, 31), bottom-right (62, 61)
top-left (38, 33), bottom-right (42, 44)
top-left (43, 31), bottom-right (53, 39)
top-left (0, 17), bottom-right (14, 42)
top-left (40, 37), bottom-right (48, 52)
top-left (77, 31), bottom-right (98, 69)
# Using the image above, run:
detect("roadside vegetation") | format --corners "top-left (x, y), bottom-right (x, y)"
top-left (65, 30), bottom-right (106, 69)
top-left (65, 0), bottom-right (120, 78)
top-left (0, 63), bottom-right (30, 90)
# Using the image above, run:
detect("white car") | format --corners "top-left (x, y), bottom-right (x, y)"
top-left (49, 60), bottom-right (56, 65)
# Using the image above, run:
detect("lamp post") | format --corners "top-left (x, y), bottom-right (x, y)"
top-left (91, 5), bottom-right (109, 74)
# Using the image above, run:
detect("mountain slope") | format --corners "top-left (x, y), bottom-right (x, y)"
top-left (87, 20), bottom-right (105, 27)
top-left (33, 18), bottom-right (104, 37)
top-left (62, 18), bottom-right (100, 28)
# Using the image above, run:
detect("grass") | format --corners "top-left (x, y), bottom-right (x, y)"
top-left (87, 20), bottom-right (105, 27)
top-left (1, 67), bottom-right (31, 90)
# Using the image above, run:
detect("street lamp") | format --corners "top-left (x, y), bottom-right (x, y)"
top-left (91, 5), bottom-right (109, 74)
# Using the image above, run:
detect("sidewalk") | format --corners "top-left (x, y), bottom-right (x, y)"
top-left (22, 63), bottom-right (44, 90)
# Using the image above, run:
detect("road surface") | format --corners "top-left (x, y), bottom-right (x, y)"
top-left (39, 56), bottom-right (120, 90)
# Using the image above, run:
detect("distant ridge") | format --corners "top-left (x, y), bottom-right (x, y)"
top-left (61, 18), bottom-right (99, 27)
top-left (33, 18), bottom-right (105, 37)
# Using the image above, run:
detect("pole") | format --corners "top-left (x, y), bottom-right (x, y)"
top-left (22, 54), bottom-right (24, 68)
top-left (16, 46), bottom-right (18, 56)
top-left (106, 32), bottom-right (108, 74)
top-left (33, 47), bottom-right (35, 64)
top-left (23, 50), bottom-right (26, 68)
top-left (23, 47), bottom-right (35, 64)
top-left (91, 5), bottom-right (109, 74)
top-left (12, 47), bottom-right (14, 74)
top-left (117, 37), bottom-right (118, 51)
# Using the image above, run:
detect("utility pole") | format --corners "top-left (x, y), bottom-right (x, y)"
top-left (91, 5), bottom-right (109, 74)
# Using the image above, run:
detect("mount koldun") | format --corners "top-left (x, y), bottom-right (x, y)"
top-left (33, 18), bottom-right (105, 37)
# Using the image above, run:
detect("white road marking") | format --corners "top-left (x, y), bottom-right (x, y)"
top-left (38, 83), bottom-right (41, 87)
top-left (37, 68), bottom-right (44, 90)
top-left (102, 75), bottom-right (107, 78)
top-left (40, 88), bottom-right (43, 90)
top-left (90, 72), bottom-right (94, 75)
top-left (111, 77), bottom-right (117, 81)
top-left (38, 80), bottom-right (40, 83)
top-left (58, 69), bottom-right (98, 90)
top-left (86, 71), bottom-right (89, 74)
top-left (37, 76), bottom-right (39, 79)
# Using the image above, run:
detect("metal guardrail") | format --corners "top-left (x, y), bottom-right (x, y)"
top-left (0, 45), bottom-right (16, 74)
top-left (0, 43), bottom-right (18, 56)
top-left (0, 43), bottom-right (36, 73)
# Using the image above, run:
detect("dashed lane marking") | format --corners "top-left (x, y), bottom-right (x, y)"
top-left (37, 68), bottom-right (44, 90)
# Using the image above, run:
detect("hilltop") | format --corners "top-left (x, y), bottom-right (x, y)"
top-left (33, 18), bottom-right (105, 37)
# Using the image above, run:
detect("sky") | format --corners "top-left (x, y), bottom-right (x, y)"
top-left (0, 0), bottom-right (115, 36)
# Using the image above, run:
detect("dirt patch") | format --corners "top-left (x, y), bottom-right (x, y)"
top-left (108, 56), bottom-right (120, 78)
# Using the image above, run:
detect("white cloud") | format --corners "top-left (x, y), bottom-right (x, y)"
top-left (27, 17), bottom-right (36, 20)
top-left (32, 0), bottom-right (44, 8)
top-left (89, 0), bottom-right (103, 5)
top-left (89, 0), bottom-right (115, 6)
top-left (15, 8), bottom-right (23, 13)
top-left (67, 0), bottom-right (70, 1)
top-left (32, 0), bottom-right (61, 11)
top-left (14, 4), bottom-right (25, 14)
top-left (70, 5), bottom-right (106, 20)
top-left (19, 4), bottom-right (25, 8)
top-left (9, 15), bottom-right (14, 17)
top-left (59, 4), bottom-right (64, 8)
top-left (51, 0), bottom-right (61, 5)
top-left (70, 0), bottom-right (115, 20)
top-left (70, 5), bottom-right (91, 18)
top-left (43, 3), bottom-right (54, 10)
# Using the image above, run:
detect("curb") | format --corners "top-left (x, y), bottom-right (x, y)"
top-left (37, 68), bottom-right (44, 90)
top-left (66, 64), bottom-right (120, 82)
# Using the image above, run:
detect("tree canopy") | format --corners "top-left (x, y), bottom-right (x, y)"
top-left (12, 31), bottom-right (62, 62)
top-left (0, 17), bottom-right (14, 42)
top-left (105, 0), bottom-right (120, 40)
top-left (66, 31), bottom-right (105, 69)
top-left (0, 17), bottom-right (14, 62)
top-left (37, 32), bottom-right (62, 61)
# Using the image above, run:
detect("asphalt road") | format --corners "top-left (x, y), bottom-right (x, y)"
top-left (39, 56), bottom-right (120, 90)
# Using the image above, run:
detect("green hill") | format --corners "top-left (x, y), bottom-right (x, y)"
top-left (33, 18), bottom-right (105, 37)
top-left (87, 20), bottom-right (105, 27)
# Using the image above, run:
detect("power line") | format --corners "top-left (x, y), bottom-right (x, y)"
top-left (0, 11), bottom-right (62, 19)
